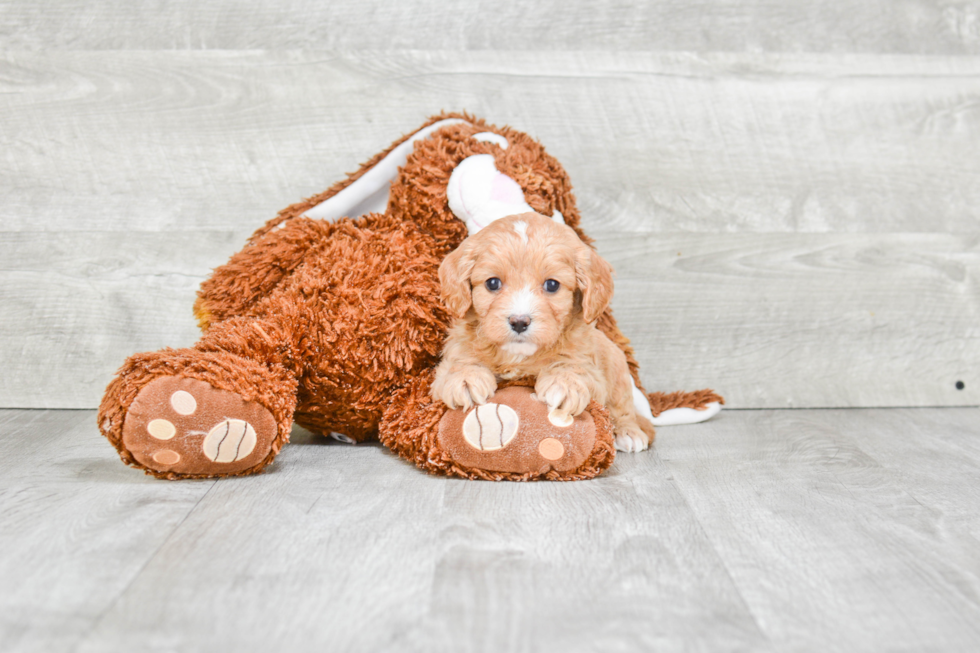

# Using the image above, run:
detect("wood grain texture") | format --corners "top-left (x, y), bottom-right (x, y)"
top-left (3, 231), bottom-right (976, 410)
top-left (2, 51), bottom-right (979, 235)
top-left (71, 429), bottom-right (769, 652)
top-left (655, 407), bottom-right (980, 652)
top-left (0, 409), bottom-right (215, 653)
top-left (1, 0), bottom-right (979, 54)
top-left (2, 51), bottom-right (978, 409)
top-left (0, 231), bottom-right (236, 409)
top-left (600, 232), bottom-right (980, 409)
top-left (4, 406), bottom-right (980, 652)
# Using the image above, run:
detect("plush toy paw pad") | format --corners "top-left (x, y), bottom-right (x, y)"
top-left (462, 403), bottom-right (520, 451)
top-left (122, 376), bottom-right (277, 476)
top-left (202, 419), bottom-right (257, 462)
top-left (547, 409), bottom-right (574, 428)
top-left (153, 449), bottom-right (181, 465)
top-left (147, 418), bottom-right (176, 440)
top-left (169, 390), bottom-right (197, 415)
top-left (438, 386), bottom-right (596, 475)
top-left (538, 437), bottom-right (565, 461)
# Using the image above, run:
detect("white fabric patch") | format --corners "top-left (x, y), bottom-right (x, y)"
top-left (630, 376), bottom-right (722, 426)
top-left (202, 419), bottom-right (257, 462)
top-left (170, 390), bottom-right (197, 416)
top-left (447, 154), bottom-right (535, 235)
top-left (552, 210), bottom-right (565, 225)
top-left (651, 402), bottom-right (722, 426)
top-left (147, 418), bottom-right (176, 440)
top-left (462, 403), bottom-right (519, 450)
top-left (631, 376), bottom-right (657, 423)
top-left (472, 132), bottom-right (509, 149)
top-left (548, 409), bottom-right (573, 428)
top-left (330, 432), bottom-right (356, 445)
top-left (304, 118), bottom-right (467, 222)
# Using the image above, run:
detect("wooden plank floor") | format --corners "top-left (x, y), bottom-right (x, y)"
top-left (2, 407), bottom-right (980, 652)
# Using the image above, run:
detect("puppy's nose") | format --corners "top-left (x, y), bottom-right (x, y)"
top-left (508, 315), bottom-right (531, 334)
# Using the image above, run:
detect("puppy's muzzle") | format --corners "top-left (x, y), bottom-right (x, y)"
top-left (508, 315), bottom-right (531, 334)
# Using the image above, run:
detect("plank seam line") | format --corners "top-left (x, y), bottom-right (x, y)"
top-left (69, 480), bottom-right (219, 652)
top-left (717, 405), bottom-right (980, 411)
top-left (659, 462), bottom-right (774, 647)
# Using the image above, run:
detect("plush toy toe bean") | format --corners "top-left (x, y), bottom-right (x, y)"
top-left (379, 377), bottom-right (616, 481)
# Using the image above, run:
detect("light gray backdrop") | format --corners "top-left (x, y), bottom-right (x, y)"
top-left (1, 1), bottom-right (978, 409)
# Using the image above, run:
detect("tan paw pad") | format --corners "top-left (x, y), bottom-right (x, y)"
top-left (538, 438), bottom-right (565, 460)
top-left (147, 419), bottom-right (176, 440)
top-left (152, 450), bottom-right (181, 465)
top-left (170, 390), bottom-right (197, 415)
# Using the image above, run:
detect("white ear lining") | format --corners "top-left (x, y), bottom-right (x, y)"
top-left (303, 118), bottom-right (468, 222)
top-left (472, 132), bottom-right (509, 149)
top-left (447, 154), bottom-right (535, 235)
top-left (630, 376), bottom-right (723, 426)
top-left (302, 120), bottom-right (563, 234)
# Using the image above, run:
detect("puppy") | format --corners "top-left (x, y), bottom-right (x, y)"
top-left (431, 212), bottom-right (656, 452)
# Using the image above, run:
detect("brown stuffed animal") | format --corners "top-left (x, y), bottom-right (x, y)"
top-left (98, 113), bottom-right (722, 481)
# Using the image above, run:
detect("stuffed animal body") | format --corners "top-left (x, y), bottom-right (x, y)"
top-left (98, 113), bottom-right (722, 481)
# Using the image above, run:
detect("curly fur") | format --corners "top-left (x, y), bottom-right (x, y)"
top-left (432, 213), bottom-right (657, 452)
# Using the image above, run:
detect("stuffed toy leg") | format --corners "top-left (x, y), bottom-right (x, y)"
top-left (98, 113), bottom-right (721, 480)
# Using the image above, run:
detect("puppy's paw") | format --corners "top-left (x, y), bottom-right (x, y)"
top-left (535, 371), bottom-right (591, 419)
top-left (434, 365), bottom-right (497, 411)
top-left (614, 424), bottom-right (651, 453)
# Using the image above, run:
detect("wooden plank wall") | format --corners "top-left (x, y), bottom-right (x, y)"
top-left (0, 4), bottom-right (977, 409)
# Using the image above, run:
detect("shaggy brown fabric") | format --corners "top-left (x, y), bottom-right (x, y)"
top-left (98, 112), bottom-right (722, 481)
top-left (647, 389), bottom-right (725, 415)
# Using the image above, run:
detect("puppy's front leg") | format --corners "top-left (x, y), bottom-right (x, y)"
top-left (431, 360), bottom-right (497, 411)
top-left (535, 365), bottom-right (597, 423)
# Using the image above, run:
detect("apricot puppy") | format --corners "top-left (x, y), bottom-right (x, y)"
top-left (432, 212), bottom-right (656, 452)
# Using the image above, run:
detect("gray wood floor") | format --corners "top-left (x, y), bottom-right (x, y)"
top-left (3, 406), bottom-right (980, 653)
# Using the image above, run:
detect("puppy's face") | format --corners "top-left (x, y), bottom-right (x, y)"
top-left (439, 213), bottom-right (613, 357)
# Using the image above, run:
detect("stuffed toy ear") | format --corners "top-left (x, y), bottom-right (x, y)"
top-left (576, 245), bottom-right (614, 324)
top-left (439, 240), bottom-right (477, 319)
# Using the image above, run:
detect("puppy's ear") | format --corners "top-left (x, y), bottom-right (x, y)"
top-left (575, 245), bottom-right (614, 323)
top-left (439, 240), bottom-right (477, 319)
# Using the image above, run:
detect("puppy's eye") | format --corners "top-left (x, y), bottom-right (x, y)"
top-left (544, 279), bottom-right (560, 293)
top-left (485, 277), bottom-right (502, 291)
